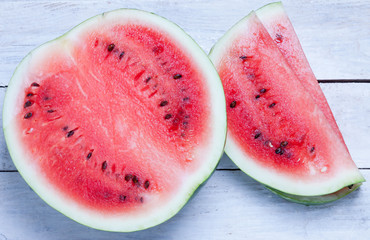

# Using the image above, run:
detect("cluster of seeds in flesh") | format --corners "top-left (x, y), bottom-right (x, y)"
top-left (22, 81), bottom-right (152, 205)
top-left (23, 82), bottom-right (40, 119)
top-left (96, 39), bottom-right (192, 137)
top-left (227, 55), bottom-right (318, 162)
top-left (21, 36), bottom-right (200, 207)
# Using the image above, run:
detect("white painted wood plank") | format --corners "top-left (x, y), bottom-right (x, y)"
top-left (0, 0), bottom-right (369, 85)
top-left (1, 83), bottom-right (369, 170)
top-left (0, 170), bottom-right (369, 239)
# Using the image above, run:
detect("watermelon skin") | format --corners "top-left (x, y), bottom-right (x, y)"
top-left (3, 9), bottom-right (226, 231)
top-left (209, 11), bottom-right (364, 197)
top-left (266, 183), bottom-right (362, 205)
top-left (256, 2), bottom-right (362, 204)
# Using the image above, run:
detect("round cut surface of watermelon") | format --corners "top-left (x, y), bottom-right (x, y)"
top-left (3, 9), bottom-right (226, 232)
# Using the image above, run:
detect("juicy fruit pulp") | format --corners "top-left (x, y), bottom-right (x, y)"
top-left (256, 2), bottom-right (344, 144)
top-left (3, 9), bottom-right (226, 231)
top-left (209, 10), bottom-right (364, 197)
top-left (256, 2), bottom-right (362, 203)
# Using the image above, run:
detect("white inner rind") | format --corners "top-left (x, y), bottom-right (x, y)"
top-left (3, 9), bottom-right (226, 232)
top-left (208, 10), bottom-right (364, 197)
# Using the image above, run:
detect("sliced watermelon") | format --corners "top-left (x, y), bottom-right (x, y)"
top-left (3, 9), bottom-right (226, 231)
top-left (256, 2), bottom-right (361, 204)
top-left (256, 2), bottom-right (343, 142)
top-left (209, 11), bottom-right (364, 198)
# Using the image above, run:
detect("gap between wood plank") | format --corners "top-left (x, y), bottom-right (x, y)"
top-left (319, 79), bottom-right (370, 83)
top-left (1, 80), bottom-right (370, 88)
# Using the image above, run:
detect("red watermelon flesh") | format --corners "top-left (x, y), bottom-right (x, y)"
top-left (256, 2), bottom-right (360, 203)
top-left (256, 2), bottom-right (344, 144)
top-left (3, 9), bottom-right (226, 231)
top-left (20, 26), bottom-right (208, 211)
top-left (209, 11), bottom-right (364, 196)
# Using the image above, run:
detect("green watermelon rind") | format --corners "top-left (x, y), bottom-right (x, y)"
top-left (208, 10), bottom-right (364, 197)
top-left (265, 183), bottom-right (362, 205)
top-left (3, 9), bottom-right (227, 232)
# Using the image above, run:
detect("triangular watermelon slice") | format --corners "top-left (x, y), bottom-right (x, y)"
top-left (209, 9), bottom-right (364, 201)
top-left (256, 2), bottom-right (362, 204)
top-left (256, 2), bottom-right (343, 143)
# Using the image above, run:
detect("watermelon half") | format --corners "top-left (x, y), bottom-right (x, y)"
top-left (3, 9), bottom-right (227, 231)
top-left (209, 7), bottom-right (364, 201)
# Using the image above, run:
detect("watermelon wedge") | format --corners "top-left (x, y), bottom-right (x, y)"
top-left (3, 9), bottom-right (227, 231)
top-left (256, 2), bottom-right (343, 142)
top-left (209, 10), bottom-right (364, 200)
top-left (256, 2), bottom-right (361, 204)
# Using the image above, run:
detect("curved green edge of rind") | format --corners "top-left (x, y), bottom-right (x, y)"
top-left (3, 9), bottom-right (227, 232)
top-left (265, 183), bottom-right (362, 205)
top-left (255, 1), bottom-right (283, 12)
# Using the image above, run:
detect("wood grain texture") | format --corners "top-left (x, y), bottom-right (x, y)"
top-left (0, 170), bottom-right (369, 240)
top-left (0, 0), bottom-right (369, 85)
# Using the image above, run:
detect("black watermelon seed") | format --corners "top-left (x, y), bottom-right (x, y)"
top-left (119, 195), bottom-right (126, 201)
top-left (26, 93), bottom-right (34, 97)
top-left (145, 76), bottom-right (152, 83)
top-left (125, 174), bottom-right (133, 182)
top-left (280, 141), bottom-right (288, 147)
top-left (86, 152), bottom-right (93, 160)
top-left (140, 197), bottom-right (144, 203)
top-left (183, 97), bottom-right (189, 101)
top-left (268, 102), bottom-right (276, 108)
top-left (24, 100), bottom-right (33, 108)
top-left (275, 147), bottom-right (284, 155)
top-left (47, 109), bottom-right (55, 113)
top-left (239, 55), bottom-right (252, 60)
top-left (144, 180), bottom-right (150, 189)
top-left (107, 44), bottom-right (115, 52)
top-left (310, 147), bottom-right (315, 153)
top-left (31, 82), bottom-right (40, 87)
top-left (24, 112), bottom-right (33, 119)
top-left (119, 51), bottom-right (125, 59)
top-left (348, 184), bottom-right (354, 189)
top-left (102, 161), bottom-right (107, 171)
top-left (173, 74), bottom-right (182, 79)
top-left (255, 95), bottom-right (260, 99)
top-left (66, 130), bottom-right (75, 138)
top-left (160, 100), bottom-right (168, 107)
top-left (132, 175), bottom-right (140, 186)
top-left (254, 132), bottom-right (261, 139)
top-left (183, 121), bottom-right (188, 125)
top-left (62, 126), bottom-right (68, 131)
top-left (230, 101), bottom-right (236, 108)
top-left (260, 88), bottom-right (267, 93)
top-left (165, 114), bottom-right (172, 120)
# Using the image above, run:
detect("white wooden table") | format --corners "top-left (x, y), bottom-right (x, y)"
top-left (1, 0), bottom-right (370, 239)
